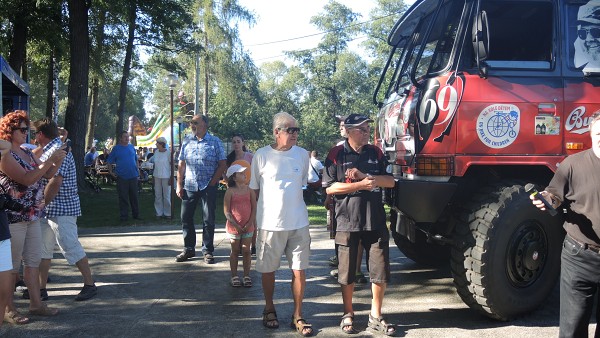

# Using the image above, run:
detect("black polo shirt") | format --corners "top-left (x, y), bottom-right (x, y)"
top-left (322, 141), bottom-right (390, 232)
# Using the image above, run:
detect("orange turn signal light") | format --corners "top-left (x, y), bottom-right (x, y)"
top-left (566, 142), bottom-right (583, 150)
top-left (416, 156), bottom-right (454, 176)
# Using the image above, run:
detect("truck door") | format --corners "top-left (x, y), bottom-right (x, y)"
top-left (457, 0), bottom-right (563, 157)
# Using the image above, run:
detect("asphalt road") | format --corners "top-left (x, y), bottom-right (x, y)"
top-left (0, 224), bottom-right (586, 337)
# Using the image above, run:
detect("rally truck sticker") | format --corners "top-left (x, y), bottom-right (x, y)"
top-left (566, 106), bottom-right (594, 134)
top-left (476, 104), bottom-right (520, 149)
top-left (535, 115), bottom-right (560, 135)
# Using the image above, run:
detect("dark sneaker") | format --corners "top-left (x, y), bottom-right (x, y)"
top-left (204, 253), bottom-right (215, 264)
top-left (22, 288), bottom-right (49, 301)
top-left (328, 255), bottom-right (338, 267)
top-left (15, 279), bottom-right (26, 292)
top-left (75, 284), bottom-right (97, 301)
top-left (175, 250), bottom-right (195, 262)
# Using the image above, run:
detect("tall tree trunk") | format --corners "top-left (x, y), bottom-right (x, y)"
top-left (115, 4), bottom-right (136, 139)
top-left (86, 8), bottom-right (106, 149)
top-left (45, 51), bottom-right (55, 119)
top-left (203, 34), bottom-right (209, 116)
top-left (65, 0), bottom-right (90, 189)
top-left (8, 19), bottom-right (27, 79)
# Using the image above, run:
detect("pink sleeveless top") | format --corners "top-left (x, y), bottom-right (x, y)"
top-left (225, 190), bottom-right (254, 235)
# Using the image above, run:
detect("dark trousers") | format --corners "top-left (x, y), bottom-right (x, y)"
top-left (560, 235), bottom-right (600, 338)
top-left (116, 177), bottom-right (139, 220)
top-left (180, 185), bottom-right (217, 254)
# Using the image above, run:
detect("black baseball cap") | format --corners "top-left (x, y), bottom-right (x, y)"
top-left (344, 114), bottom-right (374, 127)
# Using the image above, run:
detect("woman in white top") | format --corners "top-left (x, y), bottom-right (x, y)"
top-left (150, 137), bottom-right (171, 218)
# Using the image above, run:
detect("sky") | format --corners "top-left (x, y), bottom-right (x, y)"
top-left (237, 0), bottom-right (382, 66)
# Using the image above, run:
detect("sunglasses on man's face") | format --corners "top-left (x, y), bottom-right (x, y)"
top-left (578, 27), bottom-right (600, 40)
top-left (278, 127), bottom-right (300, 134)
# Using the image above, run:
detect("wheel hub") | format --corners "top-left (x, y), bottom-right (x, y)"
top-left (507, 222), bottom-right (547, 287)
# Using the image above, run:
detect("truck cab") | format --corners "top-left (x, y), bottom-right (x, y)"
top-left (374, 0), bottom-right (597, 320)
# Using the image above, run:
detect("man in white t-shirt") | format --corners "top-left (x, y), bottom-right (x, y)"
top-left (307, 150), bottom-right (324, 184)
top-left (249, 112), bottom-right (313, 336)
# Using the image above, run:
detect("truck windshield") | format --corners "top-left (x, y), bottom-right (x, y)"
top-left (388, 0), bottom-right (465, 92)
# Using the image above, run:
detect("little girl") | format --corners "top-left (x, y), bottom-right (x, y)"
top-left (223, 164), bottom-right (256, 287)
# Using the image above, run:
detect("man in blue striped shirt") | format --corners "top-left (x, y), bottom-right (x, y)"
top-left (176, 114), bottom-right (226, 263)
top-left (33, 119), bottom-right (97, 301)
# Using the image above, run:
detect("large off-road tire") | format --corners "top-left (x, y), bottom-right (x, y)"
top-left (450, 181), bottom-right (564, 321)
top-left (391, 210), bottom-right (449, 267)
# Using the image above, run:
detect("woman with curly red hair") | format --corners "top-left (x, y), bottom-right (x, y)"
top-left (0, 111), bottom-right (65, 323)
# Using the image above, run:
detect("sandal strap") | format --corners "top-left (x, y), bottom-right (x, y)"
top-left (369, 314), bottom-right (396, 335)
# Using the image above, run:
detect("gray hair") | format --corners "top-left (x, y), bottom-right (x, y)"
top-left (272, 112), bottom-right (297, 132)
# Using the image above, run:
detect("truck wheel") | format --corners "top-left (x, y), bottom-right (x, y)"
top-left (450, 181), bottom-right (564, 320)
top-left (391, 210), bottom-right (449, 267)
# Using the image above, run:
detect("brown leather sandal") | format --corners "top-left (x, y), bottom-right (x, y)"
top-left (4, 310), bottom-right (30, 324)
top-left (340, 313), bottom-right (358, 334)
top-left (262, 309), bottom-right (279, 329)
top-left (290, 315), bottom-right (313, 337)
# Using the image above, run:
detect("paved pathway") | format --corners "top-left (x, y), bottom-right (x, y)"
top-left (0, 224), bottom-right (569, 337)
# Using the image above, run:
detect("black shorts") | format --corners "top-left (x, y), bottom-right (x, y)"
top-left (335, 229), bottom-right (390, 285)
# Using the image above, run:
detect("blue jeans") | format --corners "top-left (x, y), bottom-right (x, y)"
top-left (180, 185), bottom-right (217, 254)
top-left (560, 235), bottom-right (600, 338)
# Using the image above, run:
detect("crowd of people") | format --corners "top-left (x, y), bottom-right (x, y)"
top-left (7, 108), bottom-right (600, 337)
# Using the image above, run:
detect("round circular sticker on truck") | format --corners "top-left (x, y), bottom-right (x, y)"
top-left (476, 104), bottom-right (520, 149)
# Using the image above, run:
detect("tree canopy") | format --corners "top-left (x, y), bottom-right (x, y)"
top-left (0, 0), bottom-right (408, 187)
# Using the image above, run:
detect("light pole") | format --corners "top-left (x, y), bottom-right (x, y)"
top-left (166, 73), bottom-right (178, 220)
top-left (175, 116), bottom-right (184, 148)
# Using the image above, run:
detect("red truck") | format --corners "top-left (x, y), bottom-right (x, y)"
top-left (374, 0), bottom-right (598, 320)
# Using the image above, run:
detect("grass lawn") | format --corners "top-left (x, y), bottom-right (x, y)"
top-left (79, 182), bottom-right (328, 228)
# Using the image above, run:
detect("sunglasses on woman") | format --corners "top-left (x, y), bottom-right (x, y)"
top-left (14, 127), bottom-right (28, 134)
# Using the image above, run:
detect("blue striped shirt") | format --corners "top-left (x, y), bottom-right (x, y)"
top-left (40, 137), bottom-right (81, 217)
top-left (178, 132), bottom-right (226, 191)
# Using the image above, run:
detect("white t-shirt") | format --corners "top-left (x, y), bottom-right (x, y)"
top-left (151, 150), bottom-right (171, 179)
top-left (307, 157), bottom-right (324, 183)
top-left (249, 145), bottom-right (309, 231)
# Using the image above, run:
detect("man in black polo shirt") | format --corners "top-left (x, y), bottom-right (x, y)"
top-left (323, 114), bottom-right (396, 336)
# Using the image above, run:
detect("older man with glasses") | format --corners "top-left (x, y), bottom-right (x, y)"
top-left (175, 114), bottom-right (226, 264)
top-left (249, 112), bottom-right (313, 336)
top-left (323, 113), bottom-right (396, 335)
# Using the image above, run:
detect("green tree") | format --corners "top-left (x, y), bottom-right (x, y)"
top-left (362, 0), bottom-right (409, 103)
top-left (194, 0), bottom-right (255, 116)
top-left (284, 0), bottom-right (372, 154)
